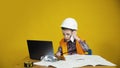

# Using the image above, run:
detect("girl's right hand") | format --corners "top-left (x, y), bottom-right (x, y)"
top-left (55, 52), bottom-right (61, 57)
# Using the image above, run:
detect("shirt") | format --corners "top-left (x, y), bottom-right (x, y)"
top-left (57, 38), bottom-right (89, 55)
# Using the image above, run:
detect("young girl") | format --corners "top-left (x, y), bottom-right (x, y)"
top-left (56, 18), bottom-right (90, 56)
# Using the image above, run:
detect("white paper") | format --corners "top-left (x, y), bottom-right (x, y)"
top-left (34, 54), bottom-right (116, 68)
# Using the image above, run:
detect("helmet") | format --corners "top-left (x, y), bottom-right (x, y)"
top-left (61, 18), bottom-right (78, 30)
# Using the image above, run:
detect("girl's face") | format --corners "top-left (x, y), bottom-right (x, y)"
top-left (62, 29), bottom-right (72, 41)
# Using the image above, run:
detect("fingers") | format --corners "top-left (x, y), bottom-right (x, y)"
top-left (55, 52), bottom-right (61, 57)
top-left (72, 31), bottom-right (77, 38)
top-left (72, 31), bottom-right (79, 40)
top-left (72, 31), bottom-right (77, 35)
top-left (72, 31), bottom-right (82, 41)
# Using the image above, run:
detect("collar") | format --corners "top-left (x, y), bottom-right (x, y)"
top-left (70, 35), bottom-right (75, 42)
top-left (64, 35), bottom-right (75, 42)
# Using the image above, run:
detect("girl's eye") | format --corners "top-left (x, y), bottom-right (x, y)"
top-left (66, 33), bottom-right (70, 36)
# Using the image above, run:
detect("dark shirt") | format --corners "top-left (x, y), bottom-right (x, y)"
top-left (67, 40), bottom-right (77, 55)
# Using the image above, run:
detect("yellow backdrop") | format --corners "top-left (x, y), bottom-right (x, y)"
top-left (0, 0), bottom-right (120, 68)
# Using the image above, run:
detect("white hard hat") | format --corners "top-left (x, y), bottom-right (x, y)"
top-left (61, 18), bottom-right (78, 30)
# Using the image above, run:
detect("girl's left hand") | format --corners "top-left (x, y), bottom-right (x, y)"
top-left (72, 31), bottom-right (81, 41)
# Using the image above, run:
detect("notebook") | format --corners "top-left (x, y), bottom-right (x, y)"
top-left (27, 40), bottom-right (54, 60)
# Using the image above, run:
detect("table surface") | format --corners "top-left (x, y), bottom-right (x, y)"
top-left (15, 64), bottom-right (116, 68)
top-left (33, 66), bottom-right (116, 68)
top-left (15, 57), bottom-right (116, 68)
top-left (15, 62), bottom-right (116, 68)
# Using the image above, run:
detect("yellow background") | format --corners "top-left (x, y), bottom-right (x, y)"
top-left (0, 0), bottom-right (120, 68)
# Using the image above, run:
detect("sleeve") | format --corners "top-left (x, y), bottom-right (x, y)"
top-left (57, 46), bottom-right (63, 53)
top-left (79, 40), bottom-right (89, 52)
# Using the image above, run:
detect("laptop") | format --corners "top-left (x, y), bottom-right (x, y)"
top-left (27, 40), bottom-right (54, 60)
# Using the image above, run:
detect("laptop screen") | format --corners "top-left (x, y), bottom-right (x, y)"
top-left (27, 40), bottom-right (54, 60)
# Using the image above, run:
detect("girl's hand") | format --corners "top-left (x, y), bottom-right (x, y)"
top-left (72, 31), bottom-right (81, 41)
top-left (55, 52), bottom-right (61, 57)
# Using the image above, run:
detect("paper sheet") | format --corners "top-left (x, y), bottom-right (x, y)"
top-left (34, 54), bottom-right (116, 68)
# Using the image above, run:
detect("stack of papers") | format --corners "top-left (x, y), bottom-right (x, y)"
top-left (34, 54), bottom-right (116, 68)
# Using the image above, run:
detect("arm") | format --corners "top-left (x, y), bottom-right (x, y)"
top-left (79, 40), bottom-right (89, 52)
top-left (72, 31), bottom-right (89, 52)
top-left (55, 46), bottom-right (62, 56)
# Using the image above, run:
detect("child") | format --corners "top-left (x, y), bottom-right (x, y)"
top-left (56, 18), bottom-right (90, 56)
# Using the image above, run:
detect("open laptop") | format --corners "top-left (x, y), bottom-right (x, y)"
top-left (27, 40), bottom-right (54, 60)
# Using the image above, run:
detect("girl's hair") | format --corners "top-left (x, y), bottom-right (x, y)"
top-left (61, 27), bottom-right (75, 31)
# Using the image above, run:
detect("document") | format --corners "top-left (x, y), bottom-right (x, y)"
top-left (34, 54), bottom-right (116, 68)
